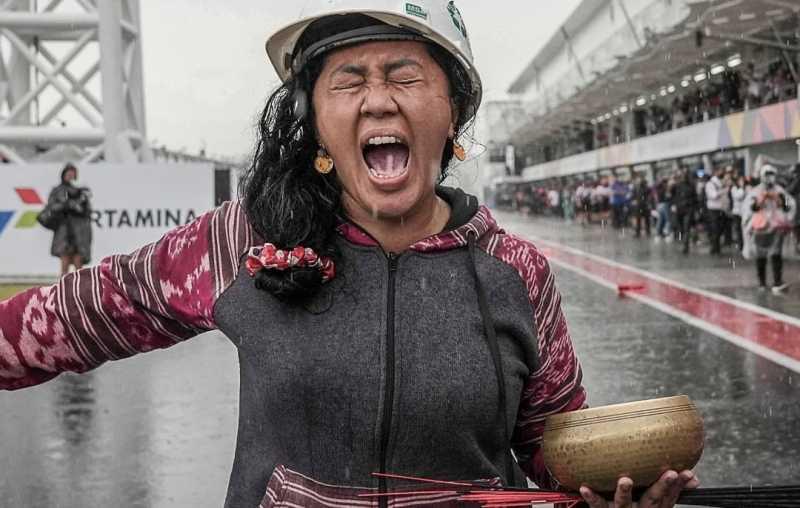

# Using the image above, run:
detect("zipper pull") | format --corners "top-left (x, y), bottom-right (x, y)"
top-left (387, 252), bottom-right (398, 271)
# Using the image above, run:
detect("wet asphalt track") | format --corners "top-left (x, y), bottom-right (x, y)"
top-left (1, 213), bottom-right (798, 507)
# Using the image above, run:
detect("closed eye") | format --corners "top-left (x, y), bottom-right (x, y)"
top-left (391, 78), bottom-right (422, 85)
top-left (332, 81), bottom-right (364, 91)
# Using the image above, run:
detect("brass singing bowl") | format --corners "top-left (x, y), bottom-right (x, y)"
top-left (542, 395), bottom-right (704, 493)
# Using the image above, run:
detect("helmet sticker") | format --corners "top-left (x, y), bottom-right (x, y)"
top-left (447, 1), bottom-right (467, 38)
top-left (405, 2), bottom-right (428, 21)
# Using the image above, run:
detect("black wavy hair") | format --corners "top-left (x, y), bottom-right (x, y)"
top-left (238, 17), bottom-right (477, 301)
top-left (60, 162), bottom-right (77, 184)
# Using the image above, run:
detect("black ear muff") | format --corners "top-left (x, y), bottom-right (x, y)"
top-left (292, 88), bottom-right (309, 122)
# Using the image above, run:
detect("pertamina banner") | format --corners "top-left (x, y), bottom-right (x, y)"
top-left (0, 163), bottom-right (214, 281)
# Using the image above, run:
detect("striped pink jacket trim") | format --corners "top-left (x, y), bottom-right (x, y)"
top-left (261, 466), bottom-right (465, 508)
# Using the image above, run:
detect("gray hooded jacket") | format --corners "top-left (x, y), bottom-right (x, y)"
top-left (0, 188), bottom-right (586, 508)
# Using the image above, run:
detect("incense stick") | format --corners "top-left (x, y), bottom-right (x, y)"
top-left (366, 473), bottom-right (800, 507)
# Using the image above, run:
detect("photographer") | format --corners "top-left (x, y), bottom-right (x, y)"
top-left (42, 163), bottom-right (93, 275)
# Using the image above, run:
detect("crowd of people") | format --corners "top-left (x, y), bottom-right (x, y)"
top-left (638, 61), bottom-right (798, 138)
top-left (520, 60), bottom-right (798, 164)
top-left (550, 60), bottom-right (799, 155)
top-left (499, 163), bottom-right (800, 292)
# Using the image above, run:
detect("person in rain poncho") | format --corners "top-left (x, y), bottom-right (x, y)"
top-left (742, 164), bottom-right (796, 293)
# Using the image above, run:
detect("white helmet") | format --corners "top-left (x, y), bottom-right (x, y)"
top-left (266, 0), bottom-right (482, 120)
top-left (760, 164), bottom-right (778, 180)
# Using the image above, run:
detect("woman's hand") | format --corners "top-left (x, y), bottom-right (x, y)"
top-left (579, 470), bottom-right (699, 508)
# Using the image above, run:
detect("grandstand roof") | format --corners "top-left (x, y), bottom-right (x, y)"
top-left (507, 0), bottom-right (608, 94)
top-left (509, 0), bottom-right (800, 146)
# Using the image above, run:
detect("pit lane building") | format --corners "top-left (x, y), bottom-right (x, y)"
top-left (480, 0), bottom-right (800, 193)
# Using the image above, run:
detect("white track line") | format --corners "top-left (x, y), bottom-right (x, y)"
top-left (532, 236), bottom-right (800, 329)
top-left (535, 242), bottom-right (800, 375)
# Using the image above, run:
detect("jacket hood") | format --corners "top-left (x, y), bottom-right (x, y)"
top-left (336, 186), bottom-right (502, 252)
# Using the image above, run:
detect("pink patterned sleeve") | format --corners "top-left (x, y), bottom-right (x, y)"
top-left (491, 234), bottom-right (587, 489)
top-left (0, 201), bottom-right (252, 391)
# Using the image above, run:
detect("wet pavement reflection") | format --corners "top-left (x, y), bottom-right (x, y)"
top-left (557, 267), bottom-right (800, 487)
top-left (1, 215), bottom-right (799, 506)
top-left (497, 212), bottom-right (800, 486)
top-left (0, 334), bottom-right (239, 507)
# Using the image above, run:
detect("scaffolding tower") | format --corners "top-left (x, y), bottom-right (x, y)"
top-left (0, 0), bottom-right (151, 163)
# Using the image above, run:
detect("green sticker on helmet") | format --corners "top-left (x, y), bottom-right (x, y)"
top-left (447, 1), bottom-right (468, 38)
top-left (405, 3), bottom-right (428, 20)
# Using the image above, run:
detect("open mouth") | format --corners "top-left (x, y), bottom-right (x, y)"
top-left (362, 136), bottom-right (410, 180)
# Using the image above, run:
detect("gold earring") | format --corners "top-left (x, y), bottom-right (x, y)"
top-left (314, 148), bottom-right (334, 174)
top-left (453, 140), bottom-right (466, 161)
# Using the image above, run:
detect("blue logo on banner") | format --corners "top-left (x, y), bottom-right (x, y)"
top-left (0, 211), bottom-right (14, 236)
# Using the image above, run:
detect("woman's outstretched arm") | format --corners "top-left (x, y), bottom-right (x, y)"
top-left (0, 201), bottom-right (253, 390)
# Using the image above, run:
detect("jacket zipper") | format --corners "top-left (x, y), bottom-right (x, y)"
top-left (379, 252), bottom-right (398, 508)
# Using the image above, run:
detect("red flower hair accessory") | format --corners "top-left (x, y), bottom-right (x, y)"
top-left (246, 244), bottom-right (335, 283)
